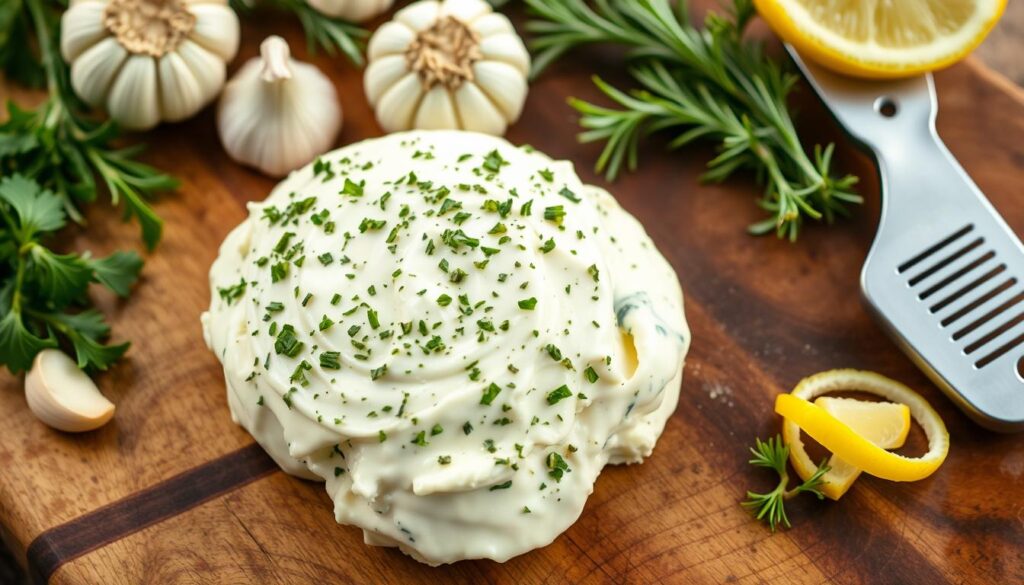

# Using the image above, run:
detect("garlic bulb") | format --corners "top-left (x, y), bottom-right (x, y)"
top-left (25, 349), bottom-right (116, 433)
top-left (61, 0), bottom-right (240, 131)
top-left (217, 36), bottom-right (343, 178)
top-left (364, 0), bottom-right (530, 135)
top-left (306, 0), bottom-right (394, 23)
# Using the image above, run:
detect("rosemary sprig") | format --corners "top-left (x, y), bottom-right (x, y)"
top-left (742, 435), bottom-right (829, 531)
top-left (230, 0), bottom-right (368, 66)
top-left (524, 0), bottom-right (862, 240)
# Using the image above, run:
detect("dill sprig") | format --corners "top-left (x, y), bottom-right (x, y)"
top-left (524, 0), bottom-right (862, 240)
top-left (742, 435), bottom-right (829, 531)
top-left (230, 0), bottom-right (368, 66)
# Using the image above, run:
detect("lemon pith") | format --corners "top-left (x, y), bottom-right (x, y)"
top-left (754, 0), bottom-right (1007, 78)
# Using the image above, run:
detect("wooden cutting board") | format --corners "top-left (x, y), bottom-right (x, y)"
top-left (2, 5), bottom-right (1024, 584)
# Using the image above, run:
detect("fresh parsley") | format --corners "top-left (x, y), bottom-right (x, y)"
top-left (0, 175), bottom-right (143, 372)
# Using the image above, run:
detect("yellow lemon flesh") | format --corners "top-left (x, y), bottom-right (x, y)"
top-left (779, 369), bottom-right (949, 498)
top-left (754, 0), bottom-right (1006, 78)
top-left (803, 397), bottom-right (911, 500)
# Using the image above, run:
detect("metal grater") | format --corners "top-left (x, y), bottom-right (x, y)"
top-left (788, 46), bottom-right (1024, 431)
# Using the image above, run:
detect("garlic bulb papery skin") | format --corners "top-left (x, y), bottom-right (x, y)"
top-left (364, 0), bottom-right (530, 135)
top-left (306, 0), bottom-right (394, 23)
top-left (217, 36), bottom-right (343, 178)
top-left (25, 349), bottom-right (116, 433)
top-left (61, 0), bottom-right (240, 131)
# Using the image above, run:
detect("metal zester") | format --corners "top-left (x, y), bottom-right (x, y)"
top-left (788, 46), bottom-right (1024, 431)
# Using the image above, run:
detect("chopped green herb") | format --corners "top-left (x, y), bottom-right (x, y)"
top-left (547, 452), bottom-right (570, 482)
top-left (342, 178), bottom-right (364, 196)
top-left (546, 385), bottom-right (573, 405)
top-left (481, 383), bottom-right (502, 405)
top-left (483, 150), bottom-right (507, 173)
top-left (274, 324), bottom-right (304, 358)
top-left (320, 351), bottom-right (341, 370)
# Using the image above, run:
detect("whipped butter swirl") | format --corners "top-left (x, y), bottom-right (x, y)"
top-left (202, 131), bottom-right (690, 564)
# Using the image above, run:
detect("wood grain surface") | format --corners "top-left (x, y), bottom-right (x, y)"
top-left (2, 4), bottom-right (1024, 584)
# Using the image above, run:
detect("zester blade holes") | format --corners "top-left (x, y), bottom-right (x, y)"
top-left (874, 97), bottom-right (898, 118)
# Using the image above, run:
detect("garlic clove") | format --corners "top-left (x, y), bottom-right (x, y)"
top-left (478, 33), bottom-right (530, 77)
top-left (175, 39), bottom-right (227, 106)
top-left (439, 0), bottom-right (491, 23)
top-left (60, 1), bottom-right (108, 62)
top-left (367, 21), bottom-right (416, 60)
top-left (454, 81), bottom-right (507, 135)
top-left (414, 85), bottom-right (459, 129)
top-left (187, 3), bottom-right (241, 62)
top-left (107, 55), bottom-right (161, 130)
top-left (25, 349), bottom-right (115, 433)
top-left (469, 12), bottom-right (514, 36)
top-left (364, 54), bottom-right (410, 104)
top-left (472, 61), bottom-right (528, 122)
top-left (374, 72), bottom-right (424, 133)
top-left (394, 0), bottom-right (442, 31)
top-left (70, 37), bottom-right (128, 107)
top-left (158, 51), bottom-right (207, 122)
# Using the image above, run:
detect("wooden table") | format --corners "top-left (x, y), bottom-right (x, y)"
top-left (2, 5), bottom-right (1024, 584)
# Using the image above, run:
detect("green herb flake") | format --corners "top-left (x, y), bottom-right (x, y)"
top-left (480, 383), bottom-right (502, 405)
top-left (546, 385), bottom-right (573, 405)
top-left (320, 351), bottom-right (341, 370)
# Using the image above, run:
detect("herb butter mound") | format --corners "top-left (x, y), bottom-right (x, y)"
top-left (202, 131), bottom-right (690, 564)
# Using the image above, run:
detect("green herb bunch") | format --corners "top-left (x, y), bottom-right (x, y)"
top-left (229, 0), bottom-right (368, 66)
top-left (0, 175), bottom-right (143, 373)
top-left (524, 0), bottom-right (862, 240)
top-left (0, 0), bottom-right (175, 374)
top-left (743, 435), bottom-right (829, 531)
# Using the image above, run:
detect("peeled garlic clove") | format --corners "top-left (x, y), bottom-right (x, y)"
top-left (217, 36), bottom-right (342, 177)
top-left (363, 0), bottom-right (530, 135)
top-left (25, 349), bottom-right (115, 433)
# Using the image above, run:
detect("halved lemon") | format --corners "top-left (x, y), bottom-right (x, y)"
top-left (778, 369), bottom-right (949, 498)
top-left (754, 0), bottom-right (1007, 78)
